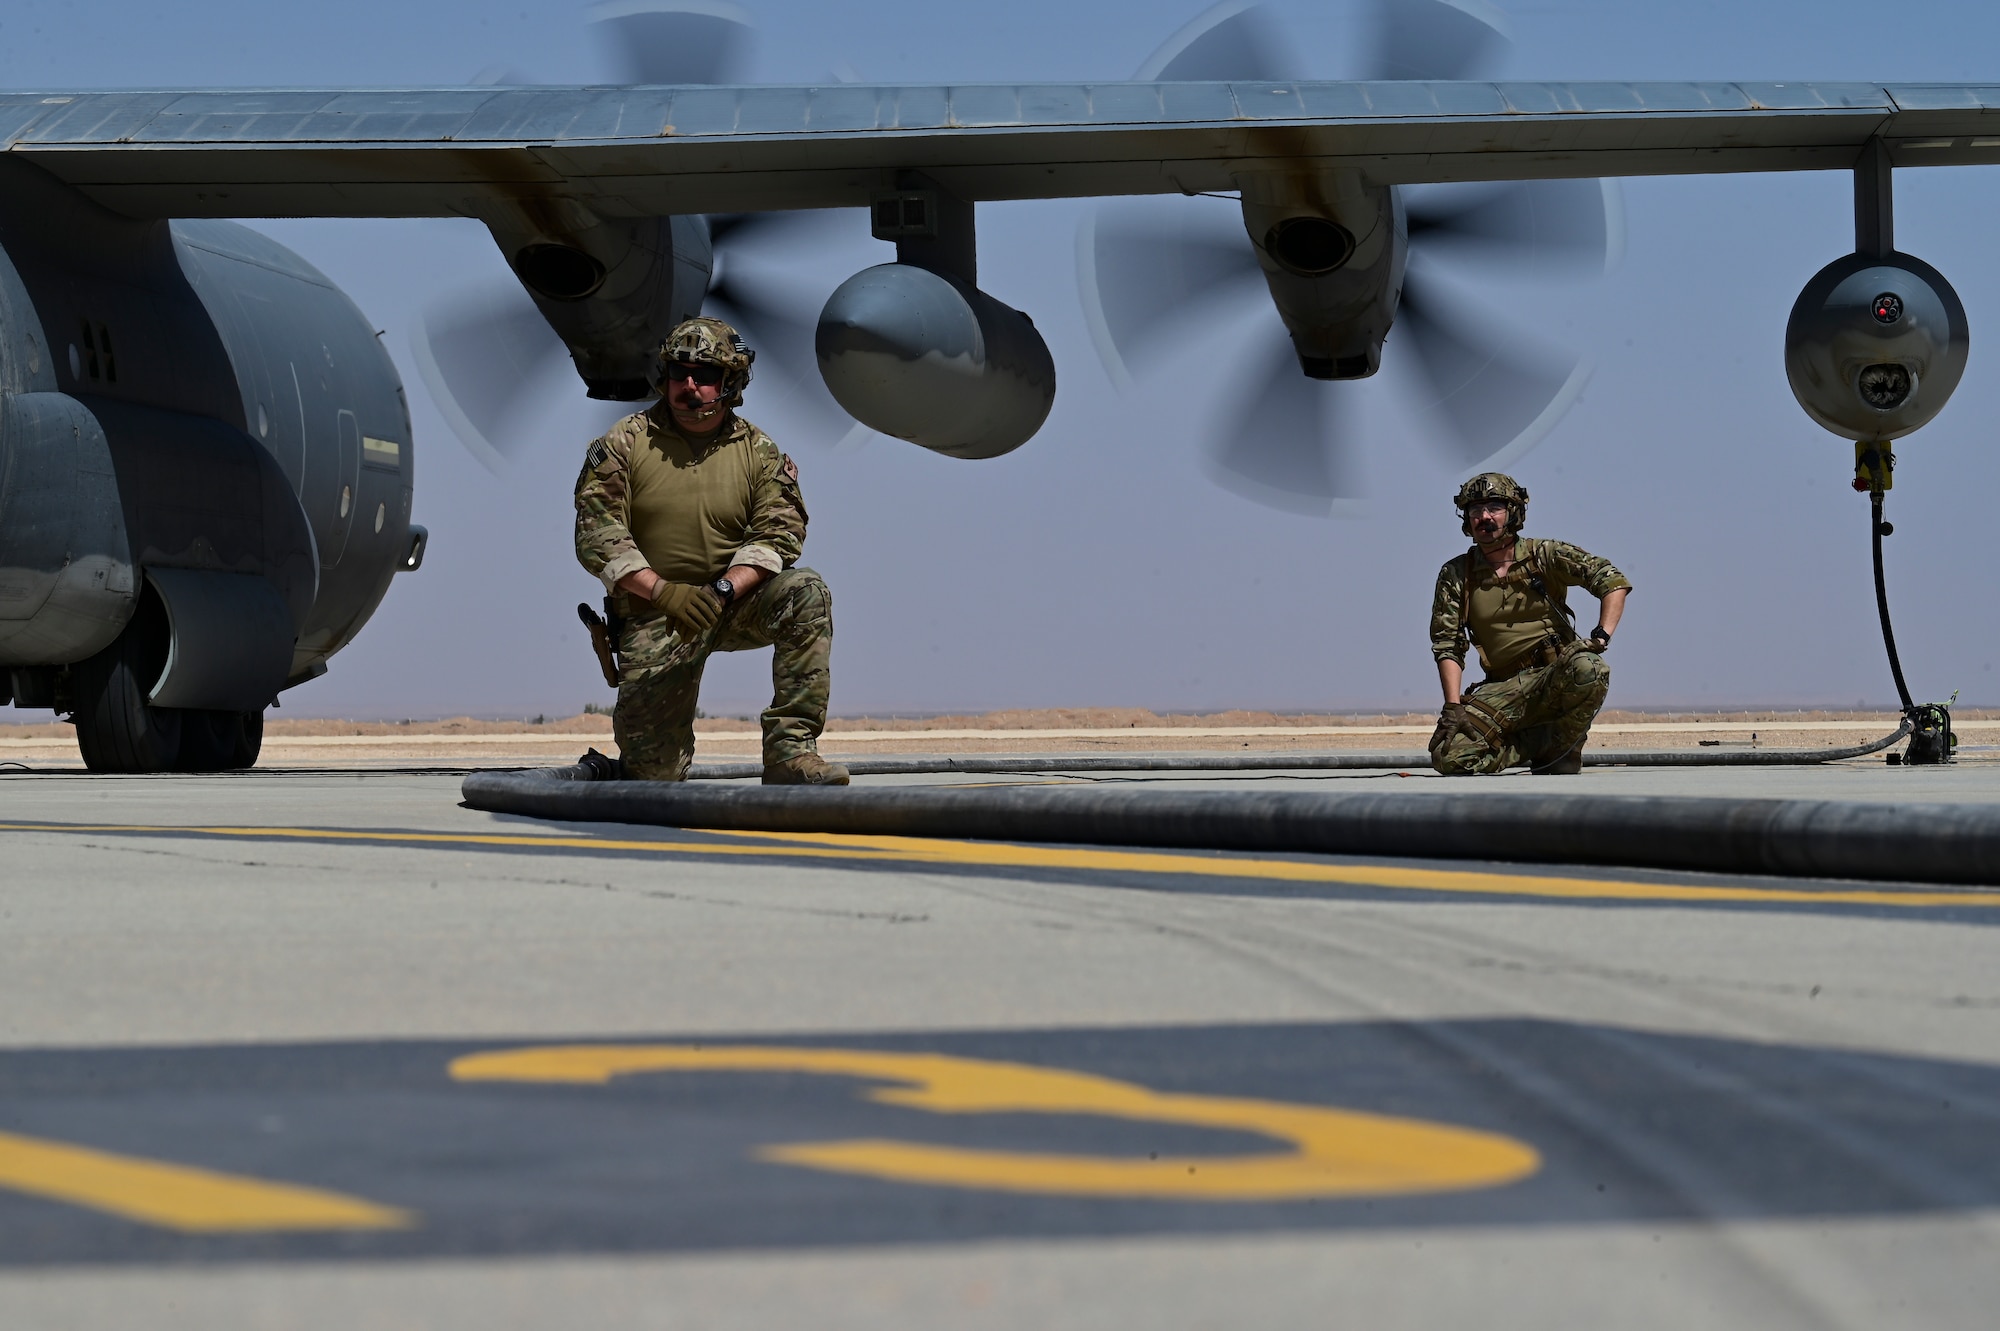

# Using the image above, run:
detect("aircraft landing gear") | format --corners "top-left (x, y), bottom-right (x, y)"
top-left (175, 708), bottom-right (265, 772)
top-left (70, 588), bottom-right (266, 774)
top-left (71, 590), bottom-right (181, 774)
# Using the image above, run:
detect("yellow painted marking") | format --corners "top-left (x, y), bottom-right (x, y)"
top-left (711, 827), bottom-right (2000, 907)
top-left (0, 821), bottom-right (1993, 908)
top-left (0, 1129), bottom-right (412, 1232)
top-left (452, 1044), bottom-right (1539, 1201)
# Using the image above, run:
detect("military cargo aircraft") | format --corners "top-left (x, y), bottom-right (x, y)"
top-left (0, 0), bottom-right (1984, 770)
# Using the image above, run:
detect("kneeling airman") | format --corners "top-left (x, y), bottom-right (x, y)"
top-left (1428, 473), bottom-right (1630, 775)
top-left (574, 317), bottom-right (847, 785)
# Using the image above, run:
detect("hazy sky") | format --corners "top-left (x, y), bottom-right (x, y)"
top-left (4, 0), bottom-right (1998, 718)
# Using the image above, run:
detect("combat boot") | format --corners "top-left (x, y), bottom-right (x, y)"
top-left (573, 747), bottom-right (625, 781)
top-left (1530, 739), bottom-right (1585, 775)
top-left (763, 752), bottom-right (850, 786)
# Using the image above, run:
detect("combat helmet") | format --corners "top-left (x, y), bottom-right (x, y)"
top-left (1455, 472), bottom-right (1528, 537)
top-left (652, 316), bottom-right (756, 407)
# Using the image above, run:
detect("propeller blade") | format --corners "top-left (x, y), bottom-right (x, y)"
top-left (706, 209), bottom-right (854, 251)
top-left (1393, 271), bottom-right (1589, 470)
top-left (1365, 0), bottom-right (1508, 81)
top-left (1205, 327), bottom-right (1363, 514)
top-left (704, 270), bottom-right (857, 443)
top-left (705, 207), bottom-right (869, 441)
top-left (1406, 178), bottom-right (1619, 274)
top-left (1078, 202), bottom-right (1267, 387)
top-left (410, 285), bottom-right (577, 471)
top-left (1135, 2), bottom-right (1296, 81)
top-left (589, 0), bottom-right (752, 86)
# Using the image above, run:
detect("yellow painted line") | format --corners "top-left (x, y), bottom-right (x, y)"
top-left (453, 1044), bottom-right (1538, 1201)
top-left (1, 821), bottom-right (1993, 908)
top-left (0, 1129), bottom-right (411, 1232)
top-left (701, 829), bottom-right (2000, 908)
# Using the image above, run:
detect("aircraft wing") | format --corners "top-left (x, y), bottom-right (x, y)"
top-left (4, 81), bottom-right (1998, 220)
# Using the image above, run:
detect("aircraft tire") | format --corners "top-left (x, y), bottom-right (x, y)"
top-left (71, 592), bottom-right (181, 774)
top-left (173, 710), bottom-right (243, 771)
top-left (232, 709), bottom-right (265, 769)
top-left (173, 709), bottom-right (266, 771)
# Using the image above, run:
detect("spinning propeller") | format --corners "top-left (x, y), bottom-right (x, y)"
top-left (1078, 0), bottom-right (1620, 514)
top-left (410, 2), bottom-right (854, 470)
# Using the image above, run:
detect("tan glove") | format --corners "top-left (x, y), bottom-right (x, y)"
top-left (650, 581), bottom-right (724, 636)
top-left (1429, 703), bottom-right (1469, 758)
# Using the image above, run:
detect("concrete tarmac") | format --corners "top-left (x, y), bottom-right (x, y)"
top-left (1, 763), bottom-right (1997, 1329)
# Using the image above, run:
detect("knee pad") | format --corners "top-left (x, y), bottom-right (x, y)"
top-left (1569, 650), bottom-right (1611, 697)
top-left (1459, 696), bottom-right (1509, 746)
top-left (770, 572), bottom-right (832, 644)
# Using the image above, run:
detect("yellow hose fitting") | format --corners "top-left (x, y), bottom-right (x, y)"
top-left (1852, 440), bottom-right (1894, 495)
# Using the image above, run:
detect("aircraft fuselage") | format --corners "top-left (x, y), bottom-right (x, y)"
top-left (0, 158), bottom-right (416, 764)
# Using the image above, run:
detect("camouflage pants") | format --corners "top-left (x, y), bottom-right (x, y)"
top-left (1433, 645), bottom-right (1611, 775)
top-left (614, 567), bottom-right (833, 780)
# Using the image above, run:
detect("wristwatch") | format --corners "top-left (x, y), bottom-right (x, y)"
top-left (711, 576), bottom-right (735, 605)
top-left (1589, 626), bottom-right (1611, 645)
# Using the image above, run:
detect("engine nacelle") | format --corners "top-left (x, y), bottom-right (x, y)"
top-left (1785, 252), bottom-right (1969, 442)
top-left (482, 209), bottom-right (711, 401)
top-left (1238, 171), bottom-right (1405, 380)
top-left (815, 264), bottom-right (1055, 460)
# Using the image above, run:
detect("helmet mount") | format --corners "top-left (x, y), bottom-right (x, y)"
top-left (1455, 472), bottom-right (1529, 539)
top-left (652, 316), bottom-right (756, 410)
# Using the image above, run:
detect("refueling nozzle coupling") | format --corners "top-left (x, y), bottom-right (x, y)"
top-left (1853, 439), bottom-right (1895, 496)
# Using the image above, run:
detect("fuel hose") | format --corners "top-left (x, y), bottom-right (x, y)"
top-left (461, 768), bottom-right (2000, 885)
top-left (519, 717), bottom-right (1915, 785)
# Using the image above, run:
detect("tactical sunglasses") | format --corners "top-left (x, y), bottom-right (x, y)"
top-left (663, 361), bottom-right (727, 385)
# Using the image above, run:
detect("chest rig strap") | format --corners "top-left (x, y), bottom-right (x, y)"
top-left (1461, 538), bottom-right (1576, 671)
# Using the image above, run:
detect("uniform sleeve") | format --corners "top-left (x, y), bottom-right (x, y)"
top-left (574, 417), bottom-right (650, 593)
top-left (732, 430), bottom-right (808, 573)
top-left (1542, 541), bottom-right (1632, 599)
top-left (1430, 559), bottom-right (1468, 664)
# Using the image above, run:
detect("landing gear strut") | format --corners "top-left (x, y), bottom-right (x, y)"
top-left (69, 586), bottom-right (265, 773)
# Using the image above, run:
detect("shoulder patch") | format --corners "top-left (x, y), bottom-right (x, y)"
top-left (781, 454), bottom-right (799, 483)
top-left (586, 441), bottom-right (608, 470)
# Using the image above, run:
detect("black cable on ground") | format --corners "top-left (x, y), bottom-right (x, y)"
top-left (1576, 720), bottom-right (1912, 768)
top-left (459, 771), bottom-right (2000, 886)
top-left (621, 724), bottom-right (1907, 781)
top-left (680, 756), bottom-right (1432, 780)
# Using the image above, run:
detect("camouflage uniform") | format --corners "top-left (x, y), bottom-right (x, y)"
top-left (610, 566), bottom-right (831, 780)
top-left (1429, 537), bottom-right (1630, 775)
top-left (575, 401), bottom-right (829, 779)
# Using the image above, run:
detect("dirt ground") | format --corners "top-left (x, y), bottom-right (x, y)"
top-left (3, 707), bottom-right (1991, 769)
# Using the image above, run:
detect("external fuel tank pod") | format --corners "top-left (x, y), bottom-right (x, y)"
top-left (815, 263), bottom-right (1055, 461)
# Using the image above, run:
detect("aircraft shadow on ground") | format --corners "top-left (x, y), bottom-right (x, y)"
top-left (1, 1018), bottom-right (1995, 1265)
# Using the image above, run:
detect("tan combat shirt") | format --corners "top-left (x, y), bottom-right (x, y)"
top-left (574, 405), bottom-right (807, 595)
top-left (1429, 537), bottom-right (1631, 679)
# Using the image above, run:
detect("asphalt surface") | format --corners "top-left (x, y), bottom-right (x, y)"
top-left (1, 762), bottom-right (1997, 1329)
